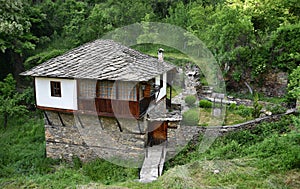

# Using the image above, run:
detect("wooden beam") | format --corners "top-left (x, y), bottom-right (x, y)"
top-left (76, 115), bottom-right (84, 128)
top-left (116, 119), bottom-right (123, 132)
top-left (37, 105), bottom-right (75, 113)
top-left (57, 112), bottom-right (65, 126)
top-left (99, 117), bottom-right (104, 130)
top-left (44, 111), bottom-right (52, 125)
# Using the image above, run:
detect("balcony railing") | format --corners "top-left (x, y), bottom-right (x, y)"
top-left (78, 94), bottom-right (155, 118)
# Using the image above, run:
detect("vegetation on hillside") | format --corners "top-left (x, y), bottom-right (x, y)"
top-left (0, 0), bottom-right (299, 89)
top-left (0, 0), bottom-right (299, 103)
top-left (0, 0), bottom-right (300, 188)
top-left (0, 112), bottom-right (299, 188)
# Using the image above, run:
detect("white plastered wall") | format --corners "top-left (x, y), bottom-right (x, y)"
top-left (35, 77), bottom-right (78, 110)
top-left (155, 72), bottom-right (167, 102)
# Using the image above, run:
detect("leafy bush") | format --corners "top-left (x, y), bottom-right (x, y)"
top-left (182, 108), bottom-right (199, 126)
top-left (288, 65), bottom-right (300, 108)
top-left (266, 104), bottom-right (287, 114)
top-left (185, 95), bottom-right (196, 107)
top-left (235, 105), bottom-right (253, 117)
top-left (252, 93), bottom-right (263, 118)
top-left (199, 99), bottom-right (212, 108)
top-left (227, 103), bottom-right (237, 110)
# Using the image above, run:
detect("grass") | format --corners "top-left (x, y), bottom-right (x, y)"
top-left (0, 111), bottom-right (299, 188)
top-left (164, 114), bottom-right (300, 188)
top-left (0, 113), bottom-right (138, 188)
top-left (183, 104), bottom-right (253, 126)
top-left (132, 43), bottom-right (191, 66)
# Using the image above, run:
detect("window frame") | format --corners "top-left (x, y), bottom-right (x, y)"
top-left (96, 80), bottom-right (116, 99)
top-left (78, 79), bottom-right (96, 98)
top-left (50, 81), bottom-right (61, 97)
top-left (96, 80), bottom-right (137, 101)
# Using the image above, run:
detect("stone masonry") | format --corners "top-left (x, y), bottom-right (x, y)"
top-left (44, 111), bottom-right (146, 167)
top-left (44, 98), bottom-right (170, 167)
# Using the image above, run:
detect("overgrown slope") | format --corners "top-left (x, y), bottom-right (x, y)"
top-left (0, 113), bottom-right (299, 188)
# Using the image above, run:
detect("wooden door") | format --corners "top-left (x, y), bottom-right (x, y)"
top-left (148, 121), bottom-right (167, 146)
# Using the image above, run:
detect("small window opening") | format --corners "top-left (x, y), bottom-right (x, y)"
top-left (50, 81), bottom-right (61, 97)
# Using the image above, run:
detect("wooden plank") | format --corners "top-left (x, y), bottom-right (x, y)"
top-left (37, 105), bottom-right (75, 113)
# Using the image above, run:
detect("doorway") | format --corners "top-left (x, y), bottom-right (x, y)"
top-left (148, 121), bottom-right (167, 146)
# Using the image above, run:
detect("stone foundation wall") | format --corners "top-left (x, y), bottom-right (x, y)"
top-left (43, 105), bottom-right (295, 164)
top-left (44, 111), bottom-right (146, 166)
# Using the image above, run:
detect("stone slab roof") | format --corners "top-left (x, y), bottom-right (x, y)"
top-left (21, 40), bottom-right (175, 81)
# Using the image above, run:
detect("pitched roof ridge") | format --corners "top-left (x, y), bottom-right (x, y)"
top-left (21, 39), bottom-right (175, 81)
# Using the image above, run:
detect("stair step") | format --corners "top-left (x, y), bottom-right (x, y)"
top-left (139, 143), bottom-right (167, 183)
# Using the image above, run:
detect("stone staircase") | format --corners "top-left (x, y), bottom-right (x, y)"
top-left (139, 143), bottom-right (167, 183)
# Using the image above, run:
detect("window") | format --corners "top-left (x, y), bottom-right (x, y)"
top-left (97, 80), bottom-right (116, 99)
top-left (96, 80), bottom-right (137, 101)
top-left (117, 81), bottom-right (137, 101)
top-left (50, 81), bottom-right (61, 97)
top-left (79, 80), bottom-right (96, 98)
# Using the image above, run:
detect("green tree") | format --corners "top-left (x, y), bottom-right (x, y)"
top-left (0, 74), bottom-right (28, 128)
top-left (166, 1), bottom-right (191, 28)
top-left (0, 0), bottom-right (37, 84)
top-left (268, 22), bottom-right (300, 72)
top-left (288, 66), bottom-right (300, 108)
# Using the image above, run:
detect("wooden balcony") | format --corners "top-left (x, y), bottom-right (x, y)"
top-left (78, 95), bottom-right (154, 119)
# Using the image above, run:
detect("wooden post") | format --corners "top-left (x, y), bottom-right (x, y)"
top-left (57, 112), bottom-right (65, 126)
top-left (44, 111), bottom-right (52, 125)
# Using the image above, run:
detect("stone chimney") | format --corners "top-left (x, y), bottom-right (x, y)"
top-left (158, 48), bottom-right (164, 62)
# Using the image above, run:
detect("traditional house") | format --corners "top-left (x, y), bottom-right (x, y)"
top-left (21, 40), bottom-right (180, 164)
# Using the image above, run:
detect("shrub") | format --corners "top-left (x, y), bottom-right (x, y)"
top-left (266, 104), bottom-right (287, 114)
top-left (252, 93), bottom-right (263, 118)
top-left (185, 95), bottom-right (196, 107)
top-left (235, 105), bottom-right (253, 117)
top-left (199, 99), bottom-right (212, 108)
top-left (227, 103), bottom-right (237, 110)
top-left (182, 108), bottom-right (199, 126)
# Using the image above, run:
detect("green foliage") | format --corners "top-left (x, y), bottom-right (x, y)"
top-left (166, 1), bottom-right (191, 28)
top-left (185, 95), bottom-right (196, 107)
top-left (252, 93), bottom-right (263, 118)
top-left (168, 114), bottom-right (300, 175)
top-left (72, 156), bottom-right (83, 170)
top-left (0, 113), bottom-right (139, 187)
top-left (0, 74), bottom-right (28, 128)
top-left (288, 65), bottom-right (300, 100)
top-left (266, 104), bottom-right (287, 115)
top-left (227, 103), bottom-right (237, 110)
top-left (82, 159), bottom-right (138, 184)
top-left (0, 114), bottom-right (58, 178)
top-left (182, 108), bottom-right (199, 126)
top-left (269, 23), bottom-right (300, 72)
top-left (199, 99), bottom-right (212, 108)
top-left (235, 105), bottom-right (253, 118)
top-left (0, 0), bottom-right (37, 53)
top-left (24, 49), bottom-right (65, 70)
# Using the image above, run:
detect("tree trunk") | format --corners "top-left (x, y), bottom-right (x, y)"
top-left (10, 50), bottom-right (25, 91)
